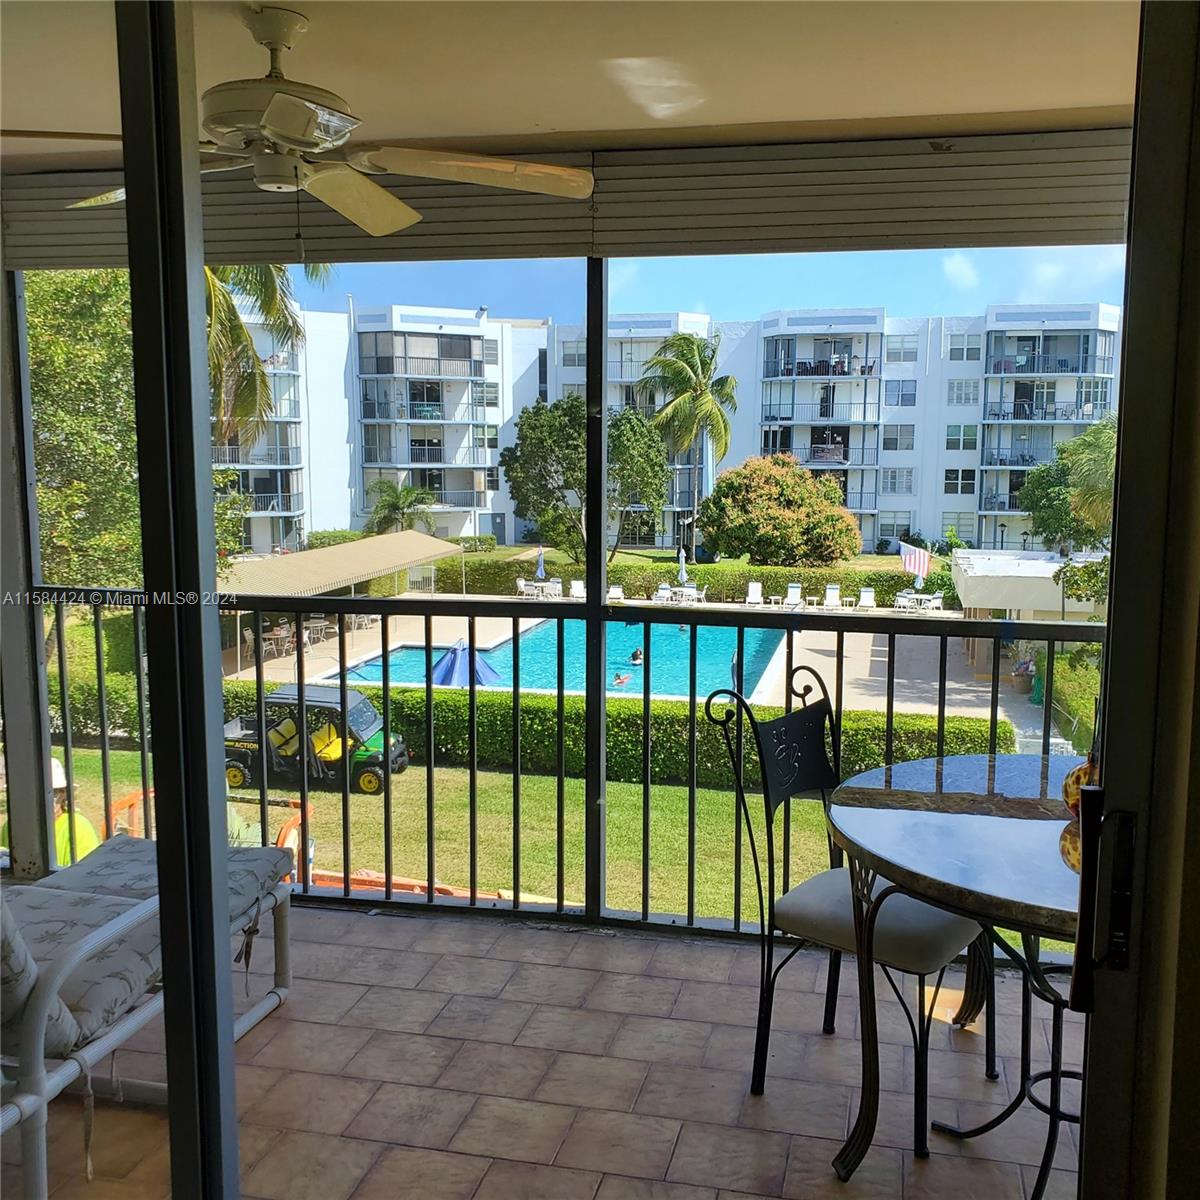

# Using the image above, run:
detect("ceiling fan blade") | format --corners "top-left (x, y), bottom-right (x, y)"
top-left (68, 187), bottom-right (126, 209)
top-left (351, 146), bottom-right (594, 200)
top-left (2, 128), bottom-right (123, 142)
top-left (262, 92), bottom-right (359, 152)
top-left (304, 164), bottom-right (422, 236)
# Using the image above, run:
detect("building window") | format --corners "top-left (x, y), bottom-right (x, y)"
top-left (483, 338), bottom-right (499, 365)
top-left (473, 424), bottom-right (499, 449)
top-left (537, 349), bottom-right (547, 400)
top-left (882, 423), bottom-right (915, 451)
top-left (885, 334), bottom-right (918, 363)
top-left (945, 424), bottom-right (978, 451)
top-left (947, 379), bottom-right (980, 405)
top-left (409, 380), bottom-right (442, 418)
top-left (942, 512), bottom-right (976, 543)
top-left (1078, 378), bottom-right (1110, 408)
top-left (947, 333), bottom-right (982, 361)
top-left (362, 425), bottom-right (393, 463)
top-left (881, 468), bottom-right (914, 494)
top-left (944, 468), bottom-right (977, 495)
top-left (471, 381), bottom-right (500, 408)
top-left (762, 426), bottom-right (792, 455)
top-left (485, 466), bottom-right (500, 491)
top-left (879, 511), bottom-right (912, 541)
top-left (562, 340), bottom-right (586, 367)
top-left (884, 379), bottom-right (917, 406)
top-left (561, 384), bottom-right (585, 400)
top-left (358, 331), bottom-right (402, 374)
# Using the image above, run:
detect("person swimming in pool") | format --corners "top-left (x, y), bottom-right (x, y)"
top-left (613, 672), bottom-right (632, 687)
top-left (630, 648), bottom-right (643, 665)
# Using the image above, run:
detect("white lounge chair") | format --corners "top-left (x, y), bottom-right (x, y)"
top-left (857, 587), bottom-right (876, 611)
top-left (745, 581), bottom-right (764, 607)
top-left (894, 590), bottom-right (918, 611)
top-left (606, 585), bottom-right (625, 602)
top-left (823, 584), bottom-right (841, 609)
top-left (783, 583), bottom-right (805, 609)
top-left (569, 579), bottom-right (586, 600)
top-left (547, 577), bottom-right (563, 598)
top-left (2, 835), bottom-right (292, 1200)
top-left (653, 583), bottom-right (673, 604)
top-left (516, 577), bottom-right (530, 597)
top-left (923, 590), bottom-right (945, 612)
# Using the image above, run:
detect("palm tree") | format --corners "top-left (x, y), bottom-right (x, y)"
top-left (364, 479), bottom-right (437, 534)
top-left (637, 332), bottom-right (737, 560)
top-left (207, 263), bottom-right (331, 446)
top-left (1060, 412), bottom-right (1117, 532)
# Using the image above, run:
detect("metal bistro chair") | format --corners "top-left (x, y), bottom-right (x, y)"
top-left (705, 667), bottom-right (987, 1157)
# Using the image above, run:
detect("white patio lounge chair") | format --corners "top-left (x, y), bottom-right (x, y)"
top-left (516, 577), bottom-right (529, 597)
top-left (653, 583), bottom-right (673, 604)
top-left (857, 587), bottom-right (876, 611)
top-left (569, 579), bottom-right (586, 600)
top-left (894, 590), bottom-right (918, 611)
top-left (923, 590), bottom-right (945, 612)
top-left (823, 584), bottom-right (841, 609)
top-left (1, 835), bottom-right (293, 1200)
top-left (606, 585), bottom-right (625, 602)
top-left (783, 583), bottom-right (804, 609)
top-left (745, 581), bottom-right (764, 607)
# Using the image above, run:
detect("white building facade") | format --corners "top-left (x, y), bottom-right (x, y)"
top-left (219, 301), bottom-right (1119, 555)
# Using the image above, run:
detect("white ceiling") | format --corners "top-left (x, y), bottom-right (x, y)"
top-left (1, 0), bottom-right (1140, 174)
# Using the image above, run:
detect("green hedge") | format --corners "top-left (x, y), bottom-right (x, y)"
top-left (306, 529), bottom-right (365, 550)
top-left (223, 680), bottom-right (1011, 788)
top-left (446, 535), bottom-right (498, 553)
top-left (1036, 645), bottom-right (1101, 753)
top-left (46, 671), bottom-right (144, 741)
top-left (435, 557), bottom-right (958, 609)
top-left (56, 610), bottom-right (137, 683)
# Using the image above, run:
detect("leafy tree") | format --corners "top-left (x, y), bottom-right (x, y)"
top-left (697, 455), bottom-right (862, 566)
top-left (637, 332), bottom-right (737, 560)
top-left (606, 407), bottom-right (669, 561)
top-left (211, 470), bottom-right (253, 565)
top-left (207, 263), bottom-right (330, 445)
top-left (498, 393), bottom-right (670, 562)
top-left (1017, 456), bottom-right (1108, 551)
top-left (1059, 413), bottom-right (1117, 530)
top-left (1054, 557), bottom-right (1111, 607)
top-left (363, 480), bottom-right (437, 534)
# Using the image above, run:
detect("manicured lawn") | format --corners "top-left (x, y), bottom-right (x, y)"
top-left (55, 746), bottom-right (828, 920)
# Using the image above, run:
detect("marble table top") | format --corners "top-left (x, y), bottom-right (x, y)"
top-left (828, 754), bottom-right (1085, 939)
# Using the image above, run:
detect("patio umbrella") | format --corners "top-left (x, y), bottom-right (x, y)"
top-left (677, 547), bottom-right (688, 585)
top-left (535, 546), bottom-right (546, 580)
top-left (429, 639), bottom-right (501, 687)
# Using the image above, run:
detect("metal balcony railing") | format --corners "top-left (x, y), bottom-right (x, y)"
top-left (431, 490), bottom-right (486, 508)
top-left (979, 494), bottom-right (1027, 513)
top-left (361, 357), bottom-right (484, 379)
top-left (982, 403), bottom-right (1111, 423)
top-left (608, 360), bottom-right (652, 381)
top-left (408, 446), bottom-right (487, 466)
top-left (36, 586), bottom-right (1103, 931)
top-left (762, 357), bottom-right (879, 379)
top-left (211, 445), bottom-right (301, 466)
top-left (986, 354), bottom-right (1115, 376)
top-left (791, 446), bottom-right (878, 467)
top-left (761, 403), bottom-right (881, 424)
top-left (248, 491), bottom-right (305, 513)
top-left (844, 491), bottom-right (878, 510)
top-left (981, 449), bottom-right (1056, 467)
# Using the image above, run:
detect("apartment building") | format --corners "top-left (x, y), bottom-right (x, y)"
top-left (218, 301), bottom-right (1119, 555)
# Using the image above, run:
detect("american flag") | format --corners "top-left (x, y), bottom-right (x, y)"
top-left (900, 541), bottom-right (931, 585)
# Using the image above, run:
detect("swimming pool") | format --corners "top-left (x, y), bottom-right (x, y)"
top-left (342, 620), bottom-right (783, 699)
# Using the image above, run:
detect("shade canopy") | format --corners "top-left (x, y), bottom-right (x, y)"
top-left (222, 530), bottom-right (460, 598)
top-left (950, 549), bottom-right (1104, 616)
top-left (429, 639), bottom-right (502, 687)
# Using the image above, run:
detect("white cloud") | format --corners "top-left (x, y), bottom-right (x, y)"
top-left (941, 252), bottom-right (980, 291)
top-left (1016, 246), bottom-right (1127, 303)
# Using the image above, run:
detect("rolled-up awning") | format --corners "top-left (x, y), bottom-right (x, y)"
top-left (221, 529), bottom-right (460, 598)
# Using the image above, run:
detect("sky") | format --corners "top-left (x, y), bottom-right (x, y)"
top-left (290, 244), bottom-right (1127, 325)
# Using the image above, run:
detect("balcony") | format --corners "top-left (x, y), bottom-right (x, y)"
top-left (792, 446), bottom-right (878, 467)
top-left (986, 354), bottom-right (1115, 376)
top-left (360, 356), bottom-right (484, 379)
top-left (211, 445), bottom-right (302, 466)
top-left (761, 403), bottom-right (881, 425)
top-left (844, 490), bottom-right (878, 510)
top-left (979, 493), bottom-right (1028, 513)
top-left (247, 490), bottom-right (304, 513)
top-left (431, 489), bottom-right (486, 508)
top-left (409, 445), bottom-right (487, 465)
top-left (762, 356), bottom-right (879, 379)
top-left (363, 402), bottom-right (491, 424)
top-left (607, 358), bottom-right (652, 381)
top-left (982, 403), bottom-right (1111, 424)
top-left (981, 449), bottom-right (1056, 467)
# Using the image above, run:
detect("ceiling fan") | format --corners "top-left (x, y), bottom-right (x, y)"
top-left (3, 5), bottom-right (593, 236)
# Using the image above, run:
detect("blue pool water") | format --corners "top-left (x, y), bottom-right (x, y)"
top-left (343, 620), bottom-right (783, 698)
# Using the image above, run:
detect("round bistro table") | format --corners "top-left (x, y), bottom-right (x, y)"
top-left (826, 753), bottom-right (1084, 1200)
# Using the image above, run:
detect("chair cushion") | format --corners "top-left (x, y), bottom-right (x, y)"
top-left (32, 834), bottom-right (292, 927)
top-left (2, 900), bottom-right (39, 1020)
top-left (773, 868), bottom-right (979, 976)
top-left (1, 884), bottom-right (161, 1058)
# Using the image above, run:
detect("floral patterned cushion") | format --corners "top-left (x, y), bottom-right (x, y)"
top-left (1, 884), bottom-right (161, 1058)
top-left (2, 900), bottom-right (40, 1020)
top-left (32, 834), bottom-right (292, 926)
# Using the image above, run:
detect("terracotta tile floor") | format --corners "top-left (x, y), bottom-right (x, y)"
top-left (3, 906), bottom-right (1083, 1199)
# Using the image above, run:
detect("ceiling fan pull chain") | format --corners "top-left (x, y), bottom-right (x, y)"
top-left (293, 163), bottom-right (305, 263)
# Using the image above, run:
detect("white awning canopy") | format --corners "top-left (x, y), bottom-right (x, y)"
top-left (951, 549), bottom-right (1104, 616)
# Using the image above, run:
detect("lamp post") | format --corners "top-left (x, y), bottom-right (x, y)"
top-left (999, 522), bottom-right (1007, 550)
